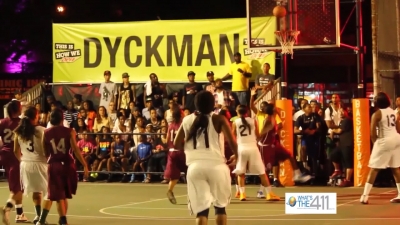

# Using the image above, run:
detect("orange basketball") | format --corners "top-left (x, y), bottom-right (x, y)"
top-left (273, 5), bottom-right (287, 18)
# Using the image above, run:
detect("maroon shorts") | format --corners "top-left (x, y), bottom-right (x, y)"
top-left (0, 150), bottom-right (22, 193)
top-left (48, 161), bottom-right (78, 201)
top-left (164, 151), bottom-right (187, 180)
top-left (259, 144), bottom-right (291, 169)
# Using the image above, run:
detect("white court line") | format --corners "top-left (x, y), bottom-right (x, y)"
top-left (115, 207), bottom-right (283, 211)
top-left (21, 189), bottom-right (400, 221)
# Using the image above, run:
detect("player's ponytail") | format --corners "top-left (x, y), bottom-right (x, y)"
top-left (14, 106), bottom-right (37, 142)
top-left (237, 105), bottom-right (251, 135)
top-left (186, 91), bottom-right (215, 147)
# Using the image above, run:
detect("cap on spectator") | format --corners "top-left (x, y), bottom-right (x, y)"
top-left (206, 71), bottom-right (214, 76)
top-left (73, 94), bottom-right (82, 100)
top-left (122, 73), bottom-right (129, 78)
top-left (145, 96), bottom-right (152, 102)
top-left (14, 89), bottom-right (22, 95)
top-left (104, 70), bottom-right (111, 75)
top-left (172, 92), bottom-right (179, 97)
top-left (187, 71), bottom-right (196, 76)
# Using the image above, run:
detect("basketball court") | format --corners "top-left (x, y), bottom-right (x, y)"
top-left (0, 182), bottom-right (399, 225)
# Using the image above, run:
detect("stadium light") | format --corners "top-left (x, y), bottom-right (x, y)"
top-left (56, 5), bottom-right (65, 13)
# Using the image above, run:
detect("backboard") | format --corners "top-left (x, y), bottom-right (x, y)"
top-left (246, 0), bottom-right (340, 50)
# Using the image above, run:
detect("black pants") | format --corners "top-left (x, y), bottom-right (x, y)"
top-left (147, 153), bottom-right (167, 172)
top-left (329, 145), bottom-right (354, 169)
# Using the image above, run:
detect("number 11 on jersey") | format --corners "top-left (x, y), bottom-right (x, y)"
top-left (285, 193), bottom-right (337, 214)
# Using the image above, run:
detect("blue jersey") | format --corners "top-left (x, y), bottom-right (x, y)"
top-left (137, 143), bottom-right (152, 159)
top-left (113, 141), bottom-right (125, 156)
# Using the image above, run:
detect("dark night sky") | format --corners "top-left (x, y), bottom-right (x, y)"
top-left (0, 0), bottom-right (371, 82)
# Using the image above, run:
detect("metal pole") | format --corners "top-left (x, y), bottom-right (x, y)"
top-left (280, 54), bottom-right (288, 98)
top-left (371, 0), bottom-right (379, 95)
top-left (356, 0), bottom-right (364, 98)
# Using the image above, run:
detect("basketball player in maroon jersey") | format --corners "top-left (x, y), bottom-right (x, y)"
top-left (164, 104), bottom-right (187, 204)
top-left (36, 109), bottom-right (89, 225)
top-left (0, 100), bottom-right (29, 225)
top-left (259, 104), bottom-right (311, 185)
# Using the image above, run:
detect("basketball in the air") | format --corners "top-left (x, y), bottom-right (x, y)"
top-left (273, 5), bottom-right (287, 18)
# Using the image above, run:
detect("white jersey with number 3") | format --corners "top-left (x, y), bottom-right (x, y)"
top-left (18, 126), bottom-right (47, 163)
top-left (378, 107), bottom-right (398, 138)
top-left (234, 117), bottom-right (257, 146)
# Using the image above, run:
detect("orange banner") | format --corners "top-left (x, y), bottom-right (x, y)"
top-left (275, 99), bottom-right (294, 186)
top-left (352, 98), bottom-right (370, 187)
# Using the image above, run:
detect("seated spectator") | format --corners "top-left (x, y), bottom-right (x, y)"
top-left (142, 97), bottom-right (153, 120)
top-left (73, 94), bottom-right (83, 110)
top-left (108, 135), bottom-right (130, 182)
top-left (45, 102), bottom-right (58, 123)
top-left (35, 103), bottom-right (47, 127)
top-left (164, 99), bottom-right (175, 125)
top-left (64, 100), bottom-right (78, 125)
top-left (112, 113), bottom-right (131, 142)
top-left (129, 107), bottom-right (141, 129)
top-left (80, 100), bottom-right (96, 131)
top-left (132, 117), bottom-right (145, 147)
top-left (171, 92), bottom-right (182, 109)
top-left (93, 126), bottom-right (113, 172)
top-left (147, 107), bottom-right (160, 127)
top-left (108, 101), bottom-right (118, 125)
top-left (127, 101), bottom-right (136, 118)
top-left (183, 108), bottom-right (191, 117)
top-left (76, 130), bottom-right (96, 181)
top-left (93, 106), bottom-right (112, 133)
top-left (147, 131), bottom-right (167, 182)
top-left (114, 108), bottom-right (130, 128)
top-left (131, 134), bottom-right (153, 183)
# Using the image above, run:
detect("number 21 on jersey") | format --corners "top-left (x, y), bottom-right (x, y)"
top-left (50, 138), bottom-right (66, 154)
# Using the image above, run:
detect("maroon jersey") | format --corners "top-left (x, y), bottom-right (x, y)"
top-left (44, 126), bottom-right (73, 163)
top-left (0, 117), bottom-right (21, 151)
top-left (259, 119), bottom-right (278, 145)
top-left (167, 122), bottom-right (181, 149)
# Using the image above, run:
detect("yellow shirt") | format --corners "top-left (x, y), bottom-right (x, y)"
top-left (229, 61), bottom-right (252, 92)
top-left (256, 112), bottom-right (282, 133)
top-left (93, 117), bottom-right (112, 132)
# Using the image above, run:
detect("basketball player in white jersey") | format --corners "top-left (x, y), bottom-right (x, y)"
top-left (13, 106), bottom-right (48, 224)
top-left (232, 105), bottom-right (280, 201)
top-left (174, 91), bottom-right (238, 225)
top-left (360, 92), bottom-right (400, 204)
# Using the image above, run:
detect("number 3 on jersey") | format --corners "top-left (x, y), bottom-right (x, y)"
top-left (387, 114), bottom-right (396, 127)
top-left (50, 138), bottom-right (66, 154)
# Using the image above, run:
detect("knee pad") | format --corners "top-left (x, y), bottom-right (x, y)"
top-left (214, 206), bottom-right (226, 215)
top-left (196, 208), bottom-right (210, 218)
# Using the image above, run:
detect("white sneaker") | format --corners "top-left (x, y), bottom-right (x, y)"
top-left (257, 191), bottom-right (265, 198)
top-left (360, 195), bottom-right (369, 204)
top-left (15, 213), bottom-right (28, 223)
top-left (1, 208), bottom-right (10, 225)
top-left (390, 195), bottom-right (400, 203)
top-left (294, 174), bottom-right (312, 183)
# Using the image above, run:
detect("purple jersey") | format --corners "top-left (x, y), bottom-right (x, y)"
top-left (167, 122), bottom-right (181, 150)
top-left (0, 118), bottom-right (21, 151)
top-left (44, 126), bottom-right (73, 163)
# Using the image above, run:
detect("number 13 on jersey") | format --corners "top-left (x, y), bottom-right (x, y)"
top-left (285, 193), bottom-right (337, 214)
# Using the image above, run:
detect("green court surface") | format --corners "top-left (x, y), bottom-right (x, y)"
top-left (0, 182), bottom-right (400, 225)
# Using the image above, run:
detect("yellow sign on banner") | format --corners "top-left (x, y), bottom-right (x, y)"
top-left (52, 17), bottom-right (276, 83)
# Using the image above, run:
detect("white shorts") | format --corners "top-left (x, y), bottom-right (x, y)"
top-left (369, 135), bottom-right (400, 169)
top-left (20, 161), bottom-right (48, 196)
top-left (233, 144), bottom-right (265, 175)
top-left (186, 160), bottom-right (231, 215)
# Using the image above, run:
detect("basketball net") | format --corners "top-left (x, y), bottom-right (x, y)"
top-left (274, 30), bottom-right (300, 59)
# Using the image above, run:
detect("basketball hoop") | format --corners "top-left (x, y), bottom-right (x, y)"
top-left (274, 30), bottom-right (300, 59)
